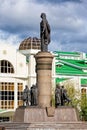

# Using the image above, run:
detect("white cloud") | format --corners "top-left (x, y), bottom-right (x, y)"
top-left (0, 30), bottom-right (21, 49)
top-left (0, 0), bottom-right (87, 52)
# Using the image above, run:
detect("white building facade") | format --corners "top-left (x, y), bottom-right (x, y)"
top-left (0, 43), bottom-right (28, 121)
top-left (0, 37), bottom-right (41, 121)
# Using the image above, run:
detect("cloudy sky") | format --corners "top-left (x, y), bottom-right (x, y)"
top-left (0, 0), bottom-right (87, 53)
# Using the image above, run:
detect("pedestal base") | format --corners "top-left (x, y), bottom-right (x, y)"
top-left (13, 106), bottom-right (78, 123)
top-left (1, 121), bottom-right (87, 130)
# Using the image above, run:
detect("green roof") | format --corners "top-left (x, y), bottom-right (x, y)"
top-left (54, 51), bottom-right (87, 76)
top-left (56, 63), bottom-right (87, 76)
top-left (60, 59), bottom-right (87, 68)
top-left (86, 54), bottom-right (87, 58)
top-left (54, 51), bottom-right (80, 56)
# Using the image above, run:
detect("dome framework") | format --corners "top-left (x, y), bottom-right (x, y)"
top-left (19, 37), bottom-right (41, 50)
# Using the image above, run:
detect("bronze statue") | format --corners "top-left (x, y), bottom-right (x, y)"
top-left (40, 13), bottom-right (51, 52)
top-left (55, 85), bottom-right (71, 107)
top-left (61, 86), bottom-right (71, 105)
top-left (55, 85), bottom-right (61, 107)
top-left (22, 85), bottom-right (31, 106)
top-left (30, 84), bottom-right (38, 106)
top-left (33, 84), bottom-right (38, 105)
top-left (30, 85), bottom-right (34, 106)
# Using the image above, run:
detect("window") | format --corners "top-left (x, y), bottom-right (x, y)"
top-left (17, 83), bottom-right (23, 106)
top-left (0, 82), bottom-right (14, 109)
top-left (81, 88), bottom-right (86, 94)
top-left (0, 60), bottom-right (14, 73)
top-left (81, 88), bottom-right (86, 99)
top-left (0, 117), bottom-right (9, 122)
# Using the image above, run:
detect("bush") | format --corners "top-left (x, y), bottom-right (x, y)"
top-left (80, 94), bottom-right (87, 121)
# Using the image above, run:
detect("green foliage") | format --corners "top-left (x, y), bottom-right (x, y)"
top-left (80, 106), bottom-right (87, 121)
top-left (80, 94), bottom-right (87, 121)
top-left (64, 81), bottom-right (81, 108)
top-left (64, 81), bottom-right (87, 121)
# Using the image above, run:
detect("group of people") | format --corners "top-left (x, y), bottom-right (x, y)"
top-left (22, 84), bottom-right (38, 106)
top-left (55, 84), bottom-right (71, 107)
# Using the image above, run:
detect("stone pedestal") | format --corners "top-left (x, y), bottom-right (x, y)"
top-left (35, 51), bottom-right (54, 108)
top-left (13, 106), bottom-right (78, 123)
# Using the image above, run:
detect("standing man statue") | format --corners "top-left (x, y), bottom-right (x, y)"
top-left (55, 84), bottom-right (61, 107)
top-left (40, 13), bottom-right (51, 52)
top-left (61, 86), bottom-right (71, 105)
top-left (30, 84), bottom-right (38, 106)
top-left (22, 85), bottom-right (31, 106)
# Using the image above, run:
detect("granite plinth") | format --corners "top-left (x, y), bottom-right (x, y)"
top-left (13, 106), bottom-right (78, 123)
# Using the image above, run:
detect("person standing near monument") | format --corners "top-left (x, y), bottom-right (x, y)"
top-left (40, 13), bottom-right (51, 52)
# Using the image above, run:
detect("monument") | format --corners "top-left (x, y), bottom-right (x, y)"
top-left (35, 13), bottom-right (53, 108)
top-left (13, 12), bottom-right (78, 123)
top-left (2, 13), bottom-right (87, 130)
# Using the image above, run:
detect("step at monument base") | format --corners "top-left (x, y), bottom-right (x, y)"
top-left (1, 106), bottom-right (86, 130)
top-left (0, 122), bottom-right (87, 130)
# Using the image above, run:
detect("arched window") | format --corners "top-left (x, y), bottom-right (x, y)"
top-left (0, 60), bottom-right (14, 73)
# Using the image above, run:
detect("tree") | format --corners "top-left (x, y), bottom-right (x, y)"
top-left (64, 81), bottom-right (80, 108)
top-left (64, 81), bottom-right (87, 121)
top-left (80, 93), bottom-right (87, 121)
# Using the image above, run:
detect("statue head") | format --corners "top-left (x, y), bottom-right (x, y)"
top-left (61, 85), bottom-right (64, 88)
top-left (40, 13), bottom-right (46, 19)
top-left (56, 84), bottom-right (60, 89)
top-left (25, 85), bottom-right (28, 89)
